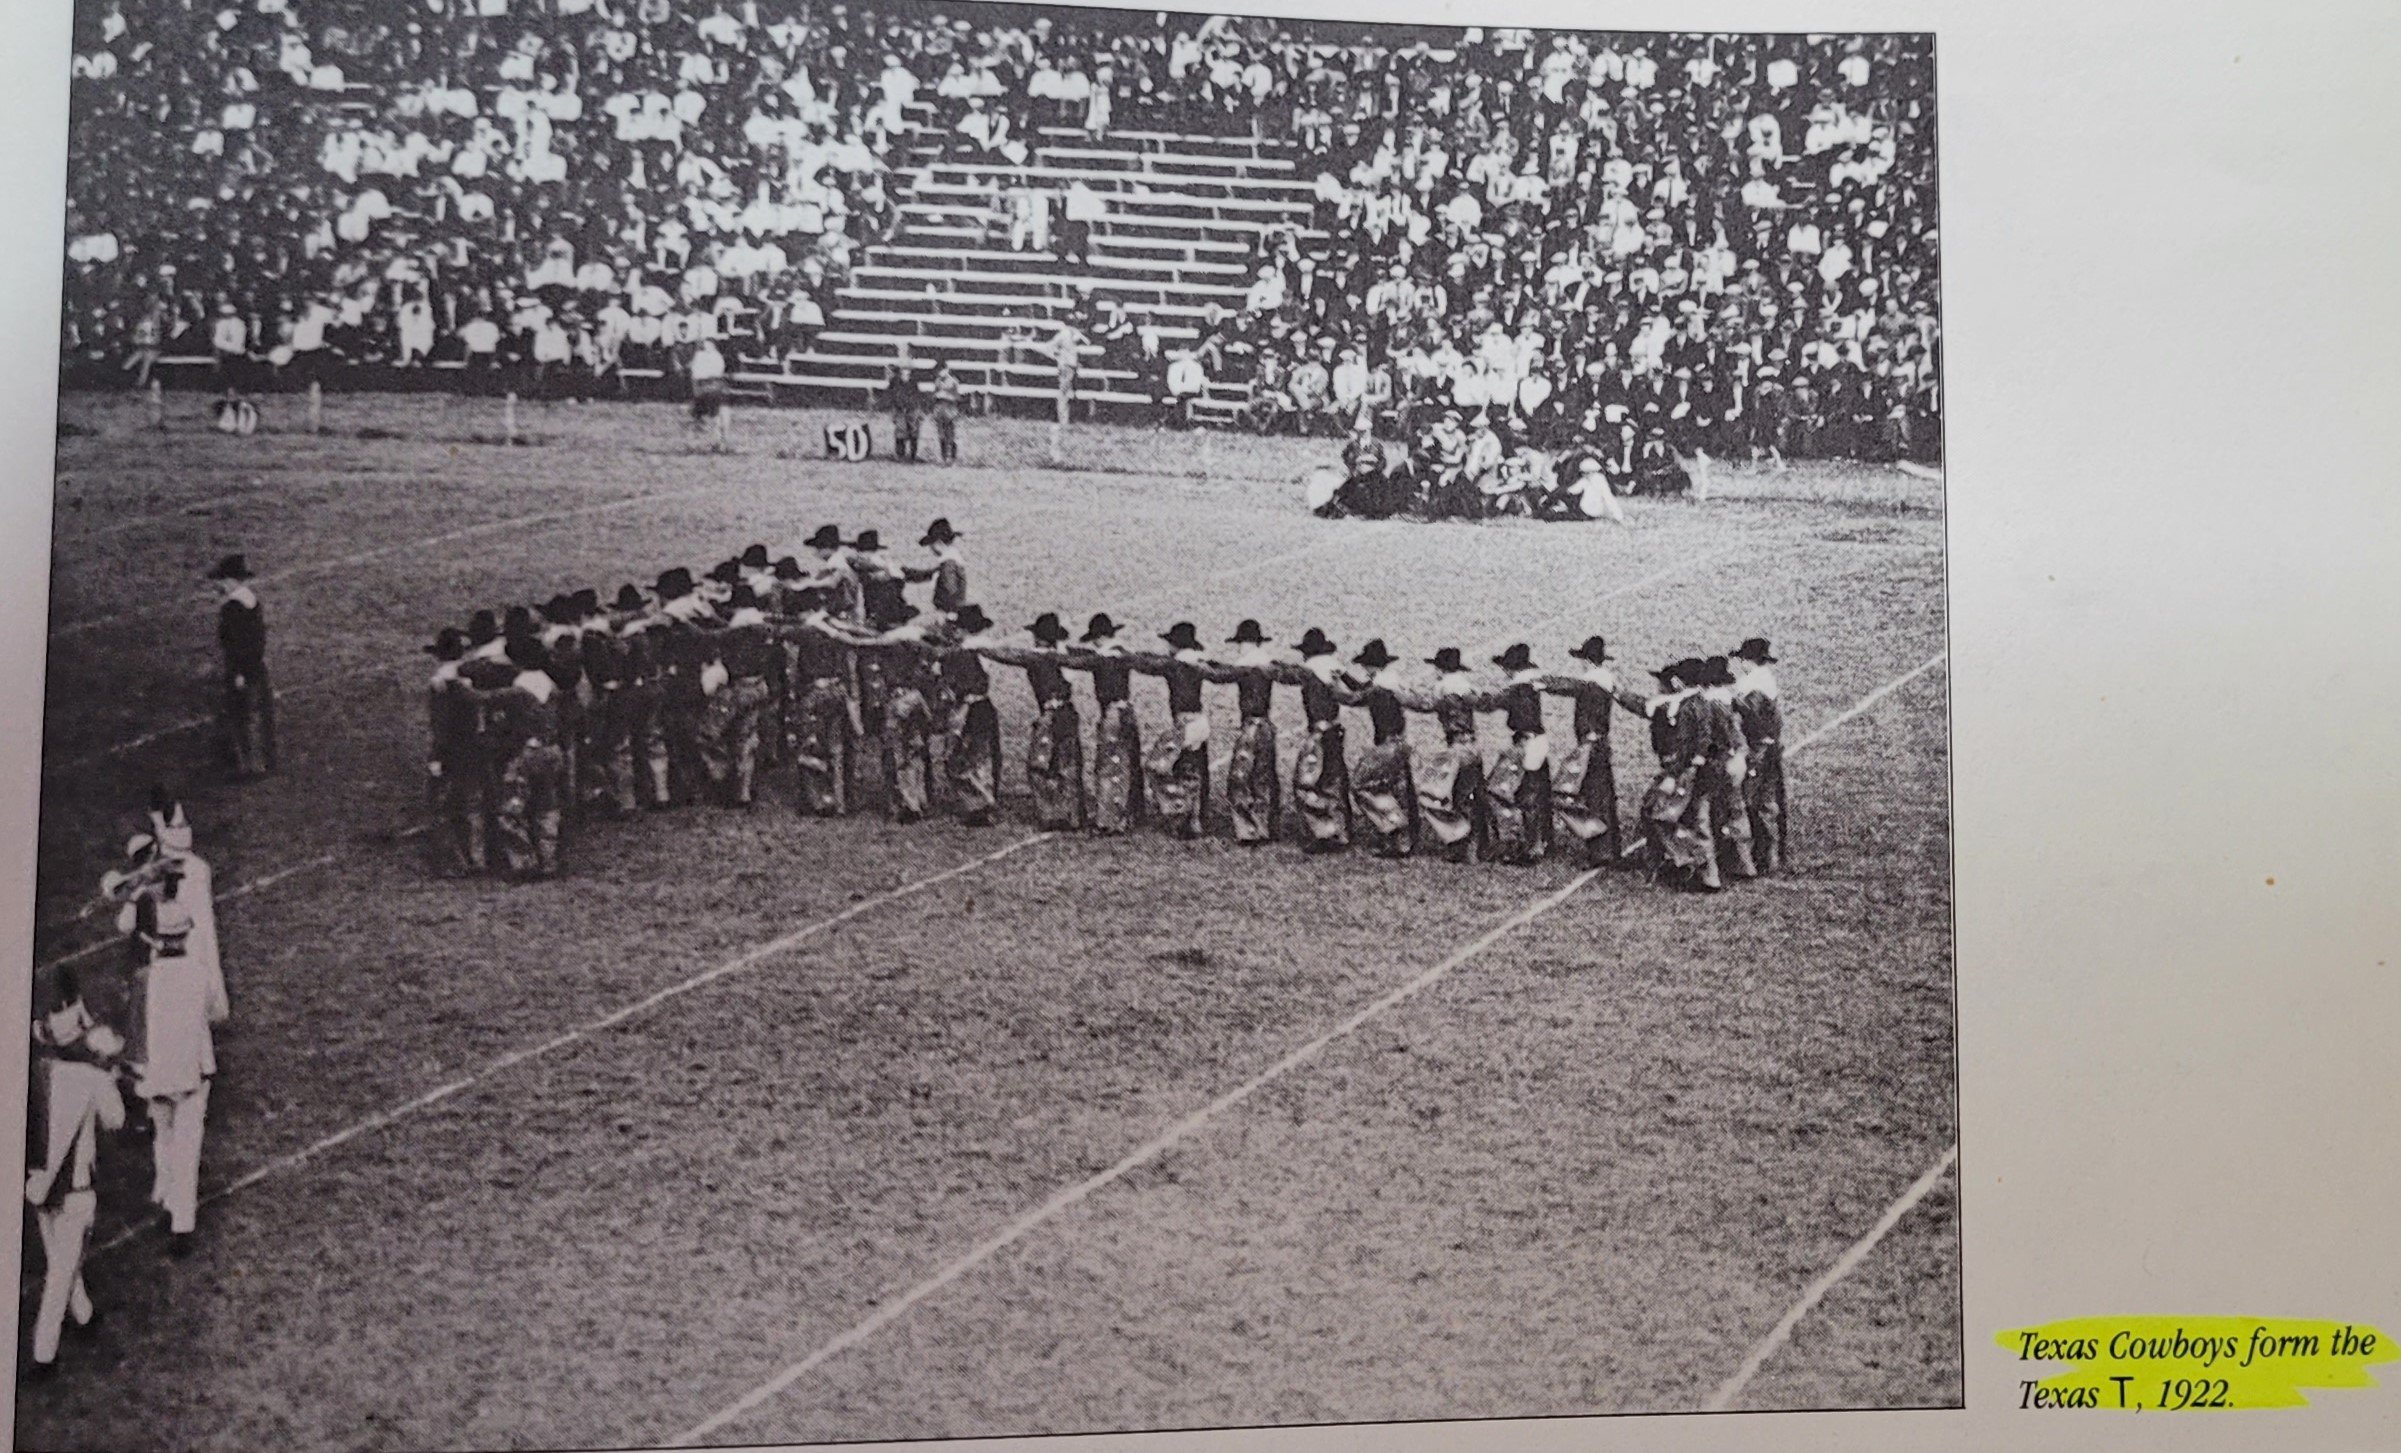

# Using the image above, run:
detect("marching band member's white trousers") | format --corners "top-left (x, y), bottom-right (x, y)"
top-left (148, 1081), bottom-right (211, 1234)
top-left (31, 1189), bottom-right (97, 1364)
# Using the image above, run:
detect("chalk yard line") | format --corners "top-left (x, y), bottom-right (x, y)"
top-left (665, 648), bottom-right (1950, 1445)
top-left (1701, 1141), bottom-right (1961, 1412)
top-left (78, 831), bottom-right (1058, 1264)
top-left (51, 484), bottom-right (724, 640)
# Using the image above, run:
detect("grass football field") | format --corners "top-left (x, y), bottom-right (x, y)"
top-left (19, 391), bottom-right (1958, 1450)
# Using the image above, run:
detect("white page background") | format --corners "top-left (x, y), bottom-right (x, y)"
top-left (0, 2), bottom-right (2394, 1449)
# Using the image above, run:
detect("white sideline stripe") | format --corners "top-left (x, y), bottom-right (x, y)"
top-left (78, 832), bottom-right (1056, 1264)
top-left (1470, 551), bottom-right (1724, 656)
top-left (1788, 652), bottom-right (1946, 752)
top-left (1092, 522), bottom-right (1399, 624)
top-left (664, 649), bottom-right (1948, 1446)
top-left (664, 865), bottom-right (1608, 1449)
top-left (52, 485), bottom-right (272, 541)
top-left (48, 659), bottom-right (414, 773)
top-left (1700, 1142), bottom-right (1960, 1412)
top-left (50, 485), bottom-right (723, 640)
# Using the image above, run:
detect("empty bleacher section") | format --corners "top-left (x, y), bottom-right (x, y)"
top-left (756, 126), bottom-right (1309, 417)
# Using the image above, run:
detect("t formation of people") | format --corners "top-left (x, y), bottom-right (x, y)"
top-left (28, 516), bottom-right (1792, 1380)
top-left (399, 515), bottom-right (1791, 881)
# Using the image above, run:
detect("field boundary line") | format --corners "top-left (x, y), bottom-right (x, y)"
top-left (51, 485), bottom-right (273, 541)
top-left (663, 865), bottom-right (1609, 1448)
top-left (50, 484), bottom-right (726, 641)
top-left (1700, 1141), bottom-right (1961, 1412)
top-left (1468, 550), bottom-right (1726, 657)
top-left (70, 831), bottom-right (1056, 1265)
top-left (664, 648), bottom-right (1949, 1446)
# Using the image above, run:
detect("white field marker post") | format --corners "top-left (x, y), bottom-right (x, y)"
top-left (716, 401), bottom-right (732, 451)
top-left (148, 378), bottom-right (164, 430)
top-left (307, 379), bottom-right (323, 435)
top-left (1199, 427), bottom-right (1215, 480)
top-left (503, 390), bottom-right (518, 446)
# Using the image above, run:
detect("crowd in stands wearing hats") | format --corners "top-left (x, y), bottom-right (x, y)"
top-left (62, 6), bottom-right (1937, 472)
top-left (1207, 30), bottom-right (1941, 489)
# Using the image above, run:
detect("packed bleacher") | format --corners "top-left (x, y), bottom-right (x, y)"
top-left (60, 4), bottom-right (1940, 466)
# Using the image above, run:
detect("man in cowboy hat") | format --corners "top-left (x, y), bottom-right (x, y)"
top-left (1284, 627), bottom-right (1355, 851)
top-left (927, 604), bottom-right (1004, 825)
top-left (207, 554), bottom-right (275, 779)
top-left (1482, 643), bottom-right (1554, 864)
top-left (974, 612), bottom-right (1085, 829)
top-left (1345, 638), bottom-right (1420, 858)
top-left (649, 567), bottom-right (713, 804)
top-left (424, 626), bottom-right (488, 871)
top-left (1058, 613), bottom-right (1141, 834)
top-left (794, 524), bottom-right (862, 622)
top-left (1411, 646), bottom-right (1489, 862)
top-left (575, 595), bottom-right (633, 819)
top-left (1538, 636), bottom-right (1627, 867)
top-left (606, 584), bottom-right (673, 812)
top-left (1210, 620), bottom-right (1285, 844)
top-left (773, 586), bottom-right (860, 818)
top-left (1727, 638), bottom-right (1789, 871)
top-left (849, 530), bottom-right (910, 628)
top-left (1611, 658), bottom-right (1720, 889)
top-left (24, 978), bottom-right (128, 1375)
top-left (698, 584), bottom-right (782, 808)
top-left (479, 634), bottom-right (571, 877)
top-left (904, 517), bottom-right (969, 615)
top-left (1127, 621), bottom-right (1212, 839)
top-left (1696, 655), bottom-right (1759, 883)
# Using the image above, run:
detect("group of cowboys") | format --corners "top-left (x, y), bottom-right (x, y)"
top-left (422, 514), bottom-right (1789, 890)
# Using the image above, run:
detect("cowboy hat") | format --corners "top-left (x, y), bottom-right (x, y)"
top-left (205, 553), bottom-right (251, 581)
top-left (424, 626), bottom-right (468, 659)
top-left (1426, 646), bottom-right (1465, 672)
top-left (919, 517), bottom-right (960, 546)
top-left (611, 584), bottom-right (647, 612)
top-left (1295, 627), bottom-right (1337, 658)
top-left (849, 529), bottom-right (883, 552)
top-left (1159, 621), bottom-right (1201, 651)
top-left (1352, 638), bottom-right (1398, 670)
top-left (951, 603), bottom-right (994, 635)
top-left (1081, 612), bottom-right (1121, 643)
top-left (1227, 619), bottom-right (1269, 645)
top-left (1568, 636), bottom-right (1614, 664)
top-left (1028, 611), bottom-right (1069, 645)
top-left (1731, 637), bottom-right (1778, 664)
top-left (804, 524), bottom-right (844, 551)
top-left (1492, 643), bottom-right (1536, 672)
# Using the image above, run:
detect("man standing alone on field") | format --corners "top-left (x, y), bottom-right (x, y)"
top-left (208, 554), bottom-right (275, 779)
top-left (886, 358), bottom-right (926, 462)
top-left (929, 360), bottom-right (965, 463)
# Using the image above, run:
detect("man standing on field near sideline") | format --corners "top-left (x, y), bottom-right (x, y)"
top-left (208, 554), bottom-right (275, 779)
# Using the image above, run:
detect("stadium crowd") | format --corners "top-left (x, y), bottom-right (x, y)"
top-left (62, 4), bottom-right (1939, 469)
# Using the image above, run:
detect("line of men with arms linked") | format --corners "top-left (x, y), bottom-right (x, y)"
top-left (423, 515), bottom-right (1791, 888)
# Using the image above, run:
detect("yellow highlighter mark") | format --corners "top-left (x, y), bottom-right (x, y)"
top-left (1999, 1317), bottom-right (2398, 1410)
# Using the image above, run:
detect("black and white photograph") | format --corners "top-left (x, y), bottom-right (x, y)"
top-left (22, 2), bottom-right (1954, 1447)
